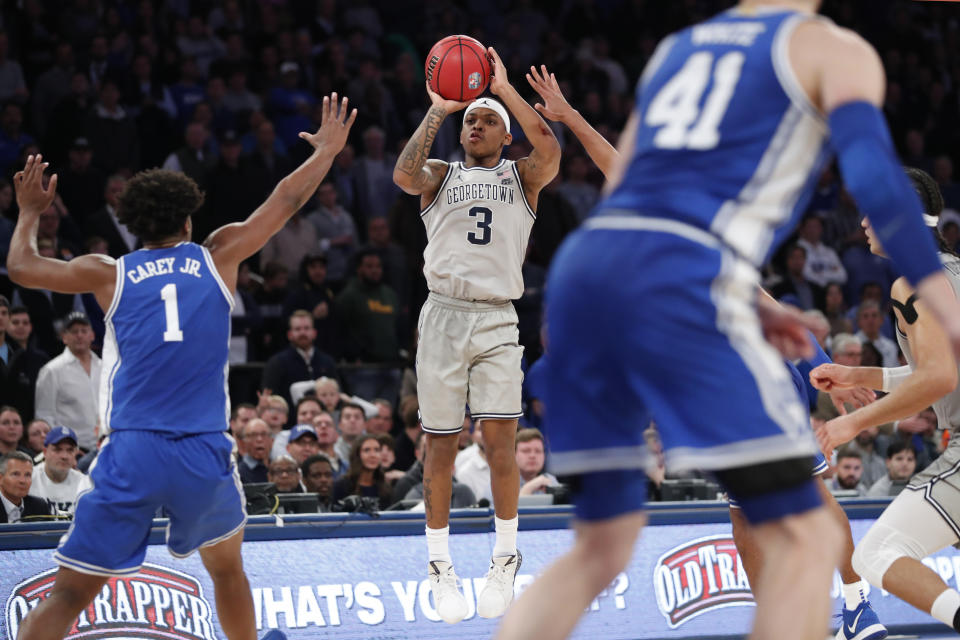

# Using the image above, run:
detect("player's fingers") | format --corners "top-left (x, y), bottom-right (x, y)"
top-left (339, 96), bottom-right (349, 123)
top-left (320, 95), bottom-right (330, 124)
top-left (550, 72), bottom-right (560, 90)
top-left (534, 103), bottom-right (545, 113)
top-left (47, 173), bottom-right (58, 195)
top-left (345, 108), bottom-right (358, 130)
top-left (330, 92), bottom-right (339, 120)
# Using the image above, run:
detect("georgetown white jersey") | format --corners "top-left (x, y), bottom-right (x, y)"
top-left (421, 159), bottom-right (535, 302)
top-left (896, 253), bottom-right (960, 432)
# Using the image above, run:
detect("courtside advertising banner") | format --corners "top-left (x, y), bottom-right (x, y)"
top-left (3, 520), bottom-right (959, 639)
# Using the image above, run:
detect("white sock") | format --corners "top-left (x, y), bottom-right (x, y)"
top-left (493, 516), bottom-right (519, 557)
top-left (426, 525), bottom-right (451, 563)
top-left (841, 580), bottom-right (865, 610)
top-left (931, 588), bottom-right (960, 627)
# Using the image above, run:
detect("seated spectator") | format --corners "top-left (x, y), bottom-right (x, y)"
top-left (845, 282), bottom-right (894, 340)
top-left (53, 138), bottom-right (106, 226)
top-left (294, 376), bottom-right (379, 424)
top-left (312, 411), bottom-right (348, 478)
top-left (516, 428), bottom-right (559, 496)
top-left (238, 418), bottom-right (272, 484)
top-left (376, 433), bottom-right (406, 484)
top-left (796, 214), bottom-right (847, 288)
top-left (257, 394), bottom-right (289, 437)
top-left (855, 300), bottom-right (899, 368)
top-left (21, 419), bottom-right (51, 458)
top-left (815, 333), bottom-right (862, 420)
top-left (260, 310), bottom-right (338, 410)
top-left (229, 403), bottom-right (257, 441)
top-left (301, 454), bottom-right (335, 512)
top-left (398, 431), bottom-right (476, 509)
top-left (823, 283), bottom-right (853, 338)
top-left (162, 122), bottom-right (217, 190)
top-left (0, 406), bottom-right (29, 456)
top-left (268, 455), bottom-right (303, 494)
top-left (828, 450), bottom-right (868, 496)
top-left (769, 244), bottom-right (823, 311)
top-left (0, 294), bottom-right (15, 372)
top-left (271, 396), bottom-right (324, 460)
top-left (34, 312), bottom-right (101, 451)
top-left (29, 426), bottom-right (84, 514)
top-left (307, 180), bottom-right (358, 287)
top-left (259, 207), bottom-right (318, 279)
top-left (335, 403), bottom-right (367, 465)
top-left (0, 452), bottom-right (52, 523)
top-left (555, 155), bottom-right (600, 224)
top-left (285, 424), bottom-right (321, 465)
top-left (840, 426), bottom-right (888, 489)
top-left (335, 250), bottom-right (400, 364)
top-left (84, 174), bottom-right (137, 258)
top-left (252, 262), bottom-right (291, 359)
top-left (86, 79), bottom-right (139, 174)
top-left (366, 399), bottom-right (394, 436)
top-left (332, 435), bottom-right (392, 510)
top-left (867, 441), bottom-right (917, 497)
top-left (0, 103), bottom-right (35, 176)
top-left (893, 407), bottom-right (939, 471)
top-left (283, 254), bottom-right (338, 356)
top-left (363, 216), bottom-right (409, 318)
top-left (644, 427), bottom-right (666, 501)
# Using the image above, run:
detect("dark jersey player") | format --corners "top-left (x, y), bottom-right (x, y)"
top-left (8, 94), bottom-right (356, 640)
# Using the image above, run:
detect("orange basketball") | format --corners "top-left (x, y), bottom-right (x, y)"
top-left (425, 35), bottom-right (491, 101)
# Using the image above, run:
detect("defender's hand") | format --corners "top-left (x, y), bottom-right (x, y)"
top-left (299, 93), bottom-right (357, 154)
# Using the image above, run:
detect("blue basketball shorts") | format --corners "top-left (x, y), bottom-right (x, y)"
top-left (544, 217), bottom-right (822, 524)
top-left (55, 430), bottom-right (246, 576)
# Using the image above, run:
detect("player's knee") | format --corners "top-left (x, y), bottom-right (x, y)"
top-left (574, 522), bottom-right (639, 589)
top-left (852, 523), bottom-right (920, 587)
top-left (425, 433), bottom-right (459, 467)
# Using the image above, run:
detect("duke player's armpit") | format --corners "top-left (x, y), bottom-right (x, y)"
top-left (829, 101), bottom-right (941, 284)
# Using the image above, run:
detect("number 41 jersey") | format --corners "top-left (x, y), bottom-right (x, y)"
top-left (99, 242), bottom-right (233, 434)
top-left (603, 7), bottom-right (832, 267)
top-left (421, 158), bottom-right (535, 302)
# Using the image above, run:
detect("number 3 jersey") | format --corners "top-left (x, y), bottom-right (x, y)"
top-left (603, 8), bottom-right (831, 267)
top-left (420, 158), bottom-right (535, 302)
top-left (99, 242), bottom-right (233, 434)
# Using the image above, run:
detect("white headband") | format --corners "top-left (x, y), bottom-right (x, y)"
top-left (924, 213), bottom-right (939, 227)
top-left (463, 98), bottom-right (510, 134)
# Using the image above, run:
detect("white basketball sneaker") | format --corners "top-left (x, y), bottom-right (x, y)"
top-left (428, 560), bottom-right (468, 624)
top-left (477, 551), bottom-right (523, 619)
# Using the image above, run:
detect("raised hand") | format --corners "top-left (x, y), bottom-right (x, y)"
top-left (14, 154), bottom-right (58, 215)
top-left (526, 65), bottom-right (574, 122)
top-left (814, 413), bottom-right (861, 455)
top-left (425, 81), bottom-right (471, 115)
top-left (299, 93), bottom-right (357, 154)
top-left (487, 47), bottom-right (510, 96)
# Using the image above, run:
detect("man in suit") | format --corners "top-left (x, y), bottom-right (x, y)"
top-left (0, 451), bottom-right (53, 523)
top-left (83, 174), bottom-right (137, 258)
top-left (260, 310), bottom-right (338, 410)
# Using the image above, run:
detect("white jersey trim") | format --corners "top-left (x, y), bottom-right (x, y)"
top-left (201, 245), bottom-right (235, 310)
top-left (98, 259), bottom-right (126, 433)
top-left (460, 158), bottom-right (507, 172)
top-left (420, 163), bottom-right (454, 218)
top-left (512, 163), bottom-right (536, 220)
top-left (586, 215), bottom-right (721, 249)
top-left (772, 14), bottom-right (828, 127)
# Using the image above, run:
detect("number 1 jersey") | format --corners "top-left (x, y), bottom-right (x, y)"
top-left (420, 159), bottom-right (535, 302)
top-left (99, 242), bottom-right (233, 434)
top-left (603, 7), bottom-right (832, 267)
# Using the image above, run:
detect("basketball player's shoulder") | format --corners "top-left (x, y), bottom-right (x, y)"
top-left (790, 16), bottom-right (880, 69)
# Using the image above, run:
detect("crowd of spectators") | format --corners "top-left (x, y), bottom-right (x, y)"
top-left (2, 0), bottom-right (960, 517)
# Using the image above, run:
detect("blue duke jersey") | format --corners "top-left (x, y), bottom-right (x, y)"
top-left (603, 7), bottom-right (831, 266)
top-left (99, 242), bottom-right (233, 433)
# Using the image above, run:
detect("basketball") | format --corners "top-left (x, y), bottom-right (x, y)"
top-left (425, 35), bottom-right (491, 102)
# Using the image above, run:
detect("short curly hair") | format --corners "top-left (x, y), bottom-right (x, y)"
top-left (117, 169), bottom-right (204, 244)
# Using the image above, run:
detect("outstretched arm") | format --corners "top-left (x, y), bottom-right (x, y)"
top-left (393, 84), bottom-right (468, 198)
top-left (204, 93), bottom-right (356, 291)
top-left (488, 48), bottom-right (560, 192)
top-left (526, 65), bottom-right (618, 179)
top-left (815, 278), bottom-right (958, 452)
top-left (8, 155), bottom-right (116, 309)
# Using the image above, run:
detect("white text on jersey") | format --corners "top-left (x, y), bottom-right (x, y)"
top-left (446, 183), bottom-right (515, 206)
top-left (127, 257), bottom-right (203, 284)
top-left (692, 23), bottom-right (765, 47)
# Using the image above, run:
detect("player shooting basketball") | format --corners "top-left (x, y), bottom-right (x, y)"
top-left (392, 46), bottom-right (559, 624)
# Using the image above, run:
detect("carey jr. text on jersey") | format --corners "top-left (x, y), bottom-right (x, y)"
top-left (126, 256), bottom-right (203, 284)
